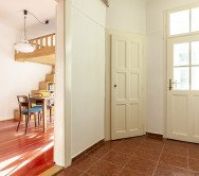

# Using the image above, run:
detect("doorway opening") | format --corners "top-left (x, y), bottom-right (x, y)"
top-left (0, 0), bottom-right (65, 175)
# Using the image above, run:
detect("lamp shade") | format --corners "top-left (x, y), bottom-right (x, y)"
top-left (14, 40), bottom-right (35, 53)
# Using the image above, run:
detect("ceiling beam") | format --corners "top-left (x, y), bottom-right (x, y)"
top-left (101, 0), bottom-right (109, 7)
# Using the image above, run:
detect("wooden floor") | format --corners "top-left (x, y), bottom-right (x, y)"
top-left (0, 120), bottom-right (54, 176)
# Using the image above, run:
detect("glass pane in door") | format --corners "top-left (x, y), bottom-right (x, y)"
top-left (170, 10), bottom-right (190, 35)
top-left (174, 67), bottom-right (189, 90)
top-left (192, 42), bottom-right (199, 65)
top-left (191, 7), bottom-right (199, 32)
top-left (174, 43), bottom-right (189, 66)
top-left (191, 67), bottom-right (199, 90)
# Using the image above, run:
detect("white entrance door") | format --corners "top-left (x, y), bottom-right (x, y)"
top-left (167, 35), bottom-right (199, 143)
top-left (111, 34), bottom-right (145, 140)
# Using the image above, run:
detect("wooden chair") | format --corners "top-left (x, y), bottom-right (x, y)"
top-left (35, 99), bottom-right (54, 123)
top-left (16, 95), bottom-right (43, 133)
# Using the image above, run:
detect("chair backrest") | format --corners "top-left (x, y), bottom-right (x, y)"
top-left (17, 95), bottom-right (29, 114)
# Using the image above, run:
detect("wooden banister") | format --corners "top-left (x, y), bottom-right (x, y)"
top-left (15, 33), bottom-right (56, 65)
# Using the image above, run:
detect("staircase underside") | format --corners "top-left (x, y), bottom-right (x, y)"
top-left (16, 53), bottom-right (55, 65)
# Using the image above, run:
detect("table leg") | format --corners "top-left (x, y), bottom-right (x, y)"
top-left (43, 100), bottom-right (48, 132)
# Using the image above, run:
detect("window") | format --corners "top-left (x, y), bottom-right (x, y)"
top-left (174, 43), bottom-right (189, 66)
top-left (191, 41), bottom-right (199, 90)
top-left (191, 7), bottom-right (199, 32)
top-left (173, 43), bottom-right (189, 90)
top-left (169, 6), bottom-right (199, 36)
top-left (169, 5), bottom-right (199, 91)
top-left (170, 10), bottom-right (189, 35)
top-left (173, 42), bottom-right (199, 90)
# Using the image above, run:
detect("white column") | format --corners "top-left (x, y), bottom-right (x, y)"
top-left (54, 0), bottom-right (72, 167)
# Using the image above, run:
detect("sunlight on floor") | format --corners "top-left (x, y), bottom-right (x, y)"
top-left (40, 143), bottom-right (54, 152)
top-left (0, 155), bottom-right (21, 170)
top-left (0, 120), bottom-right (54, 175)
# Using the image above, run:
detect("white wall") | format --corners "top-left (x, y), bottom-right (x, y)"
top-left (0, 22), bottom-right (51, 121)
top-left (26, 18), bottom-right (56, 39)
top-left (15, 18), bottom-right (56, 41)
top-left (106, 0), bottom-right (146, 34)
top-left (71, 0), bottom-right (106, 157)
top-left (146, 0), bottom-right (199, 134)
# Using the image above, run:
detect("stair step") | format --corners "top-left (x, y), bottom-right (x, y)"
top-left (52, 66), bottom-right (55, 74)
top-left (31, 90), bottom-right (51, 97)
top-left (39, 81), bottom-right (52, 90)
top-left (39, 82), bottom-right (48, 90)
top-left (46, 74), bottom-right (55, 82)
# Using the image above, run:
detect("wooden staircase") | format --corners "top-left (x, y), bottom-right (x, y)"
top-left (15, 33), bottom-right (56, 65)
top-left (31, 67), bottom-right (55, 97)
top-left (14, 67), bottom-right (55, 121)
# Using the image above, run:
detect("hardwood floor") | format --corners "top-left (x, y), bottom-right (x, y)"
top-left (0, 120), bottom-right (54, 176)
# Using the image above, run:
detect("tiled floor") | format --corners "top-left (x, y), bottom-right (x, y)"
top-left (57, 136), bottom-right (199, 176)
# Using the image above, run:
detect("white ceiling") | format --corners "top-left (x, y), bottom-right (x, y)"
top-left (0, 0), bottom-right (56, 29)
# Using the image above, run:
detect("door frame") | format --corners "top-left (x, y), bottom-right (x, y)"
top-left (105, 30), bottom-right (146, 141)
top-left (54, 0), bottom-right (72, 167)
top-left (164, 2), bottom-right (199, 139)
top-left (166, 31), bottom-right (199, 142)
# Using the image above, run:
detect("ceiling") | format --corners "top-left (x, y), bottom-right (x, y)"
top-left (0, 0), bottom-right (56, 30)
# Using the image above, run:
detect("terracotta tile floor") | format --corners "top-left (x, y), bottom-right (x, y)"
top-left (56, 136), bottom-right (199, 176)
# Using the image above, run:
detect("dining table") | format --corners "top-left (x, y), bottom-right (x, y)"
top-left (30, 96), bottom-right (52, 132)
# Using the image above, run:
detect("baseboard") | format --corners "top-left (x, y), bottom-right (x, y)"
top-left (39, 165), bottom-right (63, 176)
top-left (0, 119), bottom-right (15, 122)
top-left (72, 139), bottom-right (105, 162)
top-left (146, 132), bottom-right (163, 140)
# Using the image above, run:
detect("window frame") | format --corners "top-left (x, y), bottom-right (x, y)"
top-left (168, 35), bottom-right (199, 91)
top-left (167, 3), bottom-right (199, 38)
top-left (166, 3), bottom-right (199, 91)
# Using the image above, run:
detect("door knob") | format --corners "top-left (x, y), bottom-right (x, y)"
top-left (169, 79), bottom-right (176, 91)
top-left (114, 84), bottom-right (117, 88)
top-left (169, 79), bottom-right (173, 91)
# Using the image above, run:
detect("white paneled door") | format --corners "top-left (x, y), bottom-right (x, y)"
top-left (111, 34), bottom-right (145, 140)
top-left (167, 35), bottom-right (199, 143)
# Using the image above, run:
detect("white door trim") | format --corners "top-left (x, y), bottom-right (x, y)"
top-left (54, 0), bottom-right (72, 167)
